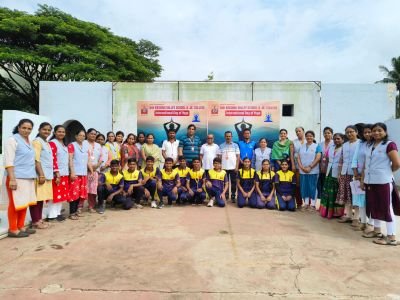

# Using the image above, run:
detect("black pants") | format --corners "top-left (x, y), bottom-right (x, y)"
top-left (224, 169), bottom-right (237, 199)
top-left (69, 199), bottom-right (80, 215)
top-left (126, 186), bottom-right (145, 204)
top-left (98, 186), bottom-right (133, 210)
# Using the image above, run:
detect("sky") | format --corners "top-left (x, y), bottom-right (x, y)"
top-left (2, 0), bottom-right (399, 83)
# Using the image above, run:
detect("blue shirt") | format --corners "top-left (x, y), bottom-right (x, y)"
top-left (238, 140), bottom-right (256, 160)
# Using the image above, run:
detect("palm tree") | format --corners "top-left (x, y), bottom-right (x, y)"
top-left (376, 56), bottom-right (400, 90)
top-left (376, 57), bottom-right (400, 118)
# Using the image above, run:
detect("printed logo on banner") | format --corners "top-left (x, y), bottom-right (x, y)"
top-left (140, 105), bottom-right (148, 115)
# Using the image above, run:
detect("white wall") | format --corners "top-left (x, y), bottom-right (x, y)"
top-left (39, 81), bottom-right (113, 135)
top-left (39, 81), bottom-right (396, 143)
top-left (113, 81), bottom-right (321, 141)
top-left (322, 83), bottom-right (397, 134)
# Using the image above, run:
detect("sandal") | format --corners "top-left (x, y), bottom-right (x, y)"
top-left (68, 214), bottom-right (79, 220)
top-left (22, 228), bottom-right (36, 234)
top-left (32, 222), bottom-right (50, 229)
top-left (373, 237), bottom-right (397, 246)
top-left (362, 231), bottom-right (383, 238)
top-left (8, 231), bottom-right (29, 238)
top-left (337, 217), bottom-right (352, 223)
top-left (353, 224), bottom-right (366, 232)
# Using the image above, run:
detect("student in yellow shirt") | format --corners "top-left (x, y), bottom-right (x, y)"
top-left (122, 158), bottom-right (144, 209)
top-left (97, 160), bottom-right (132, 214)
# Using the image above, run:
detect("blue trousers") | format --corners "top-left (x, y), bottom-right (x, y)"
top-left (177, 187), bottom-right (188, 203)
top-left (98, 186), bottom-right (132, 210)
top-left (143, 180), bottom-right (157, 200)
top-left (277, 194), bottom-right (296, 211)
top-left (188, 189), bottom-right (206, 204)
top-left (125, 186), bottom-right (144, 204)
top-left (158, 186), bottom-right (177, 205)
top-left (237, 190), bottom-right (257, 208)
top-left (256, 193), bottom-right (276, 209)
top-left (206, 186), bottom-right (225, 207)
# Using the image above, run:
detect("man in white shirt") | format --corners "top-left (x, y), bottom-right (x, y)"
top-left (218, 131), bottom-right (240, 203)
top-left (200, 134), bottom-right (220, 172)
top-left (161, 129), bottom-right (180, 167)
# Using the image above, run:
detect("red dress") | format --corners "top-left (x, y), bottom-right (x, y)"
top-left (49, 141), bottom-right (71, 203)
top-left (68, 143), bottom-right (88, 201)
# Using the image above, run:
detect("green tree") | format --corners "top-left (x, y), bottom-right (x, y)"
top-left (376, 57), bottom-right (400, 118)
top-left (0, 5), bottom-right (162, 113)
top-left (376, 56), bottom-right (400, 88)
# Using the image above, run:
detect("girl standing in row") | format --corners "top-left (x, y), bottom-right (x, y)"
top-left (271, 129), bottom-right (293, 172)
top-left (68, 130), bottom-right (89, 220)
top-left (4, 119), bottom-right (37, 237)
top-left (297, 130), bottom-right (321, 209)
top-left (351, 124), bottom-right (372, 230)
top-left (362, 123), bottom-right (400, 246)
top-left (31, 122), bottom-right (55, 229)
top-left (318, 127), bottom-right (334, 199)
top-left (292, 127), bottom-right (305, 207)
top-left (96, 133), bottom-right (112, 173)
top-left (252, 138), bottom-right (271, 171)
top-left (141, 133), bottom-right (161, 169)
top-left (85, 128), bottom-right (103, 213)
top-left (319, 133), bottom-right (345, 218)
top-left (48, 125), bottom-right (70, 222)
top-left (337, 125), bottom-right (360, 223)
top-left (121, 133), bottom-right (140, 170)
top-left (105, 131), bottom-right (120, 161)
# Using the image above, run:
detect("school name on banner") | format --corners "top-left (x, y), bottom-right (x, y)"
top-left (137, 101), bottom-right (280, 146)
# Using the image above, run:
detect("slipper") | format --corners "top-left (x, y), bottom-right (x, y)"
top-left (68, 215), bottom-right (79, 220)
top-left (32, 222), bottom-right (49, 229)
top-left (337, 217), bottom-right (352, 223)
top-left (373, 237), bottom-right (396, 246)
top-left (362, 231), bottom-right (383, 238)
top-left (8, 231), bottom-right (29, 238)
top-left (22, 228), bottom-right (36, 234)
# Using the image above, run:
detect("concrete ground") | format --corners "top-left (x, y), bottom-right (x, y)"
top-left (0, 202), bottom-right (400, 300)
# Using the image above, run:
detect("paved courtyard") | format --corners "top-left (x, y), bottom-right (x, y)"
top-left (0, 203), bottom-right (399, 299)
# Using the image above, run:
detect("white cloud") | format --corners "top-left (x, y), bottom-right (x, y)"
top-left (2, 0), bottom-right (400, 83)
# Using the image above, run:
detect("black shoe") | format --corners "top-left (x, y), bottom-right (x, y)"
top-left (8, 231), bottom-right (29, 238)
top-left (157, 200), bottom-right (164, 209)
top-left (46, 217), bottom-right (57, 223)
top-left (56, 215), bottom-right (66, 222)
top-left (23, 228), bottom-right (36, 234)
top-left (231, 197), bottom-right (236, 203)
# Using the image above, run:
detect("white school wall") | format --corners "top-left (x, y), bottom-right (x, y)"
top-left (321, 83), bottom-right (396, 133)
top-left (39, 81), bottom-right (113, 135)
top-left (112, 81), bottom-right (321, 141)
top-left (39, 81), bottom-right (397, 142)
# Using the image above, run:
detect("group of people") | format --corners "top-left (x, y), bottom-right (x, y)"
top-left (3, 119), bottom-right (400, 246)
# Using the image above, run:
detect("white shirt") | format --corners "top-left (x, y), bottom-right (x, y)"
top-left (200, 143), bottom-right (220, 170)
top-left (219, 142), bottom-right (240, 170)
top-left (161, 139), bottom-right (180, 161)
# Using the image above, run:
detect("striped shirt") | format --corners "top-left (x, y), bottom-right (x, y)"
top-left (178, 135), bottom-right (202, 163)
